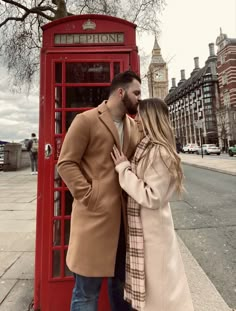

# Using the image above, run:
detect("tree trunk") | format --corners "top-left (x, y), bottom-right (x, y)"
top-left (52, 0), bottom-right (68, 20)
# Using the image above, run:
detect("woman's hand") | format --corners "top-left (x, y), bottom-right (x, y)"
top-left (111, 145), bottom-right (128, 166)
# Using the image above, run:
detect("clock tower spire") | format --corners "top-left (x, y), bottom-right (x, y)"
top-left (147, 36), bottom-right (168, 100)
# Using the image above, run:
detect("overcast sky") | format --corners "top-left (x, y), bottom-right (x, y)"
top-left (0, 68), bottom-right (39, 142)
top-left (139, 0), bottom-right (236, 87)
top-left (0, 0), bottom-right (235, 141)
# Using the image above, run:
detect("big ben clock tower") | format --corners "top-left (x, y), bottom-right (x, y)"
top-left (147, 37), bottom-right (168, 100)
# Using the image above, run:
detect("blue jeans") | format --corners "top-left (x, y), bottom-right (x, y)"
top-left (30, 151), bottom-right (38, 172)
top-left (70, 218), bottom-right (132, 311)
top-left (70, 274), bottom-right (132, 311)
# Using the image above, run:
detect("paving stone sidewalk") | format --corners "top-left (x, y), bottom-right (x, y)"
top-left (180, 153), bottom-right (236, 175)
top-left (0, 169), bottom-right (36, 311)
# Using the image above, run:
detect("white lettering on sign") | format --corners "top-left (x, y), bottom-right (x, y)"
top-left (54, 33), bottom-right (125, 45)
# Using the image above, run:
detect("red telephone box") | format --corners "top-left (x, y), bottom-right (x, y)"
top-left (35, 14), bottom-right (140, 311)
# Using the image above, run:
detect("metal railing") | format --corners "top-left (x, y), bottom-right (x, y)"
top-left (0, 148), bottom-right (10, 170)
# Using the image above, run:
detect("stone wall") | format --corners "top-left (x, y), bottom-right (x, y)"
top-left (2, 143), bottom-right (31, 171)
top-left (20, 150), bottom-right (31, 169)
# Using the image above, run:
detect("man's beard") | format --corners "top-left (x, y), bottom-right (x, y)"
top-left (122, 92), bottom-right (138, 115)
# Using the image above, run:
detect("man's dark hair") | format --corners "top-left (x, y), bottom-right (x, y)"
top-left (109, 70), bottom-right (141, 95)
top-left (31, 133), bottom-right (36, 137)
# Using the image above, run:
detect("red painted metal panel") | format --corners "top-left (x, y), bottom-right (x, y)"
top-left (35, 14), bottom-right (139, 311)
top-left (42, 14), bottom-right (137, 49)
top-left (36, 279), bottom-right (109, 311)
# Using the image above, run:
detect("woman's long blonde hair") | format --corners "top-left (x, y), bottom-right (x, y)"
top-left (138, 97), bottom-right (184, 194)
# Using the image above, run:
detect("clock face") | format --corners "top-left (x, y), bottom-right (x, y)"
top-left (155, 69), bottom-right (165, 81)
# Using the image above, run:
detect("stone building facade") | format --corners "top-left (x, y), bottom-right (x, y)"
top-left (165, 44), bottom-right (220, 146)
top-left (147, 38), bottom-right (168, 99)
top-left (216, 29), bottom-right (236, 150)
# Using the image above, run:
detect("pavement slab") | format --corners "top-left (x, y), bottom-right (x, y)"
top-left (177, 227), bottom-right (236, 309)
top-left (180, 153), bottom-right (236, 175)
top-left (180, 237), bottom-right (231, 311)
top-left (0, 252), bottom-right (21, 278)
top-left (0, 220), bottom-right (35, 233)
top-left (0, 280), bottom-right (16, 305)
top-left (0, 280), bottom-right (34, 311)
top-left (0, 203), bottom-right (33, 211)
top-left (0, 192), bottom-right (36, 199)
top-left (0, 211), bottom-right (35, 220)
top-left (2, 252), bottom-right (34, 280)
top-left (13, 197), bottom-right (37, 203)
top-left (0, 198), bottom-right (20, 204)
top-left (0, 233), bottom-right (35, 252)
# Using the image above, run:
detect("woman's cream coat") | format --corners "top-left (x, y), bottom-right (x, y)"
top-left (115, 145), bottom-right (194, 311)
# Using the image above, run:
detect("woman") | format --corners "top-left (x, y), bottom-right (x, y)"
top-left (111, 98), bottom-right (194, 311)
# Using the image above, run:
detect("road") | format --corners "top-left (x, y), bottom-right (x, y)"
top-left (171, 165), bottom-right (236, 308)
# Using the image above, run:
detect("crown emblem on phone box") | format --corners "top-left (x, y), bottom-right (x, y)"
top-left (82, 19), bottom-right (96, 30)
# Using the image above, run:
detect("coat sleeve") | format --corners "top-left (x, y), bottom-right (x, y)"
top-left (115, 148), bottom-right (173, 209)
top-left (57, 113), bottom-right (92, 202)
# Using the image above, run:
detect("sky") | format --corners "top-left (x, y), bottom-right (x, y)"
top-left (0, 70), bottom-right (39, 142)
top-left (139, 0), bottom-right (236, 90)
top-left (0, 0), bottom-right (236, 141)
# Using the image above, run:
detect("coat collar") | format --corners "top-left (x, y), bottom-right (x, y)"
top-left (98, 101), bottom-right (131, 153)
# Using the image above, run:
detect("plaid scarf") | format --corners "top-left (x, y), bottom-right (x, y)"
top-left (124, 135), bottom-right (151, 311)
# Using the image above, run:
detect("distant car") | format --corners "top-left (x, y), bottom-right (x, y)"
top-left (182, 143), bottom-right (199, 154)
top-left (197, 144), bottom-right (221, 155)
top-left (228, 145), bottom-right (236, 157)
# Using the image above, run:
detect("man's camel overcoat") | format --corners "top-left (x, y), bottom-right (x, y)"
top-left (57, 101), bottom-right (139, 276)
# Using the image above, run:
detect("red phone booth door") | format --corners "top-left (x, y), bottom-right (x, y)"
top-left (40, 53), bottom-right (129, 310)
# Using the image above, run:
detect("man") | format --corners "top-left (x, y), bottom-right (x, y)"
top-left (27, 133), bottom-right (38, 175)
top-left (57, 71), bottom-right (141, 311)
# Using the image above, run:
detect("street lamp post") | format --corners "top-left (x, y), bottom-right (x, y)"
top-left (194, 120), bottom-right (204, 158)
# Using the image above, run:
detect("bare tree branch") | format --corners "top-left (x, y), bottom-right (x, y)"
top-left (0, 0), bottom-right (165, 88)
top-left (0, 1), bottom-right (56, 27)
top-left (0, 10), bottom-right (53, 27)
top-left (38, 0), bottom-right (46, 6)
top-left (132, 0), bottom-right (153, 23)
top-left (1, 0), bottom-right (32, 13)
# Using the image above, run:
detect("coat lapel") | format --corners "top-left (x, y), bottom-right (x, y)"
top-left (98, 101), bottom-right (121, 149)
top-left (123, 115), bottom-right (131, 154)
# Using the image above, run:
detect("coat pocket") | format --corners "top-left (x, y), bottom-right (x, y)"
top-left (87, 179), bottom-right (99, 211)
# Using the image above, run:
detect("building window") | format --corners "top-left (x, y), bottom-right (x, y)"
top-left (204, 75), bottom-right (212, 81)
top-left (192, 92), bottom-right (196, 99)
top-left (221, 54), bottom-right (225, 63)
top-left (222, 73), bottom-right (228, 85)
top-left (204, 97), bottom-right (212, 103)
top-left (223, 91), bottom-right (230, 107)
top-left (196, 89), bottom-right (201, 96)
top-left (203, 85), bottom-right (211, 92)
top-left (205, 116), bottom-right (214, 121)
top-left (205, 104), bottom-right (213, 116)
top-left (206, 121), bottom-right (214, 130)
